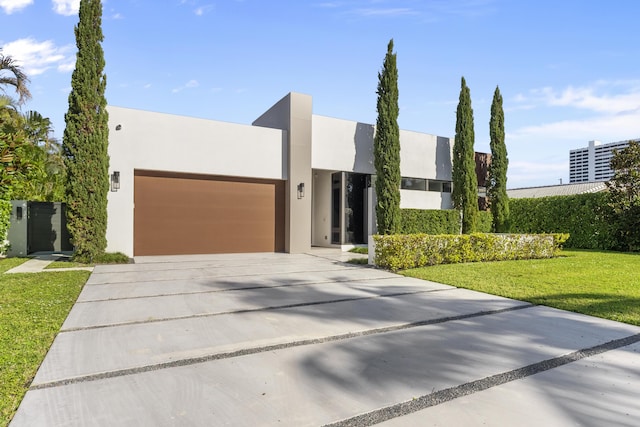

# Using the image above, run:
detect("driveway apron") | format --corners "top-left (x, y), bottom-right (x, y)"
top-left (10, 251), bottom-right (640, 426)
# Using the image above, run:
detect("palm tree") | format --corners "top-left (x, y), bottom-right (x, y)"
top-left (0, 51), bottom-right (31, 105)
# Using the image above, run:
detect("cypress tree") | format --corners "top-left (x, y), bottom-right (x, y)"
top-left (452, 76), bottom-right (478, 234)
top-left (488, 86), bottom-right (510, 232)
top-left (62, 0), bottom-right (109, 262)
top-left (374, 39), bottom-right (401, 235)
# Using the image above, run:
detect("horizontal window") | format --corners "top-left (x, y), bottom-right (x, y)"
top-left (401, 177), bottom-right (426, 191)
top-left (427, 180), bottom-right (452, 193)
top-left (400, 177), bottom-right (452, 193)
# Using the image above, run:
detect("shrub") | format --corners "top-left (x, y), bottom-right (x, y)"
top-left (399, 209), bottom-right (491, 235)
top-left (399, 209), bottom-right (460, 234)
top-left (373, 233), bottom-right (568, 271)
top-left (477, 210), bottom-right (492, 233)
top-left (74, 251), bottom-right (130, 264)
top-left (0, 200), bottom-right (10, 255)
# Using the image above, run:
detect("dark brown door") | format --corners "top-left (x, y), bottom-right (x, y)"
top-left (28, 202), bottom-right (73, 253)
top-left (134, 171), bottom-right (285, 256)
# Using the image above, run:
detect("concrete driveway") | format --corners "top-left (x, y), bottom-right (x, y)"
top-left (11, 250), bottom-right (640, 426)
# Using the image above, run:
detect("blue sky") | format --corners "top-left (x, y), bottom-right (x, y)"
top-left (2, 0), bottom-right (640, 187)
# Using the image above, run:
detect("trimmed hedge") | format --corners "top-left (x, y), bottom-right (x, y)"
top-left (399, 209), bottom-right (460, 234)
top-left (397, 192), bottom-right (621, 250)
top-left (0, 200), bottom-right (11, 255)
top-left (400, 209), bottom-right (492, 234)
top-left (509, 193), bottom-right (614, 249)
top-left (477, 210), bottom-right (492, 233)
top-left (373, 233), bottom-right (569, 271)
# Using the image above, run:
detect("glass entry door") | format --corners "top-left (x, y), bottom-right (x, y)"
top-left (331, 172), bottom-right (368, 245)
top-left (331, 172), bottom-right (341, 244)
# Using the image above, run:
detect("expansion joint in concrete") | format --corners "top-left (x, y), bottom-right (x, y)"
top-left (324, 332), bottom-right (640, 427)
top-left (32, 303), bottom-right (533, 390)
top-left (63, 288), bottom-right (456, 332)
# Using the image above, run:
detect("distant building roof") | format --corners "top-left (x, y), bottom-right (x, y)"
top-left (507, 182), bottom-right (608, 199)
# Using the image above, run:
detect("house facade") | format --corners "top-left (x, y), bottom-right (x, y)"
top-left (106, 92), bottom-right (453, 257)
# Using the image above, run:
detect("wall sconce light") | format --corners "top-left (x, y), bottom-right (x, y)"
top-left (115, 124), bottom-right (122, 131)
top-left (111, 171), bottom-right (120, 192)
top-left (297, 182), bottom-right (305, 199)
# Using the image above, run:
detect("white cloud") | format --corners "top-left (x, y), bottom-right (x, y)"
top-left (510, 113), bottom-right (640, 143)
top-left (2, 38), bottom-right (75, 76)
top-left (331, 0), bottom-right (494, 21)
top-left (0, 0), bottom-right (32, 14)
top-left (353, 8), bottom-right (418, 17)
top-left (510, 80), bottom-right (640, 142)
top-left (514, 80), bottom-right (640, 114)
top-left (172, 79), bottom-right (199, 93)
top-left (194, 4), bottom-right (214, 15)
top-left (316, 2), bottom-right (342, 8)
top-left (52, 0), bottom-right (80, 16)
top-left (504, 80), bottom-right (640, 186)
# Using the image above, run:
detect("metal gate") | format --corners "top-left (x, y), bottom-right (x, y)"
top-left (27, 202), bottom-right (73, 253)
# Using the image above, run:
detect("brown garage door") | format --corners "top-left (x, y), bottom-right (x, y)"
top-left (134, 170), bottom-right (285, 256)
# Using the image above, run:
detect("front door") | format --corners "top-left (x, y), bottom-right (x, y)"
top-left (330, 172), bottom-right (368, 245)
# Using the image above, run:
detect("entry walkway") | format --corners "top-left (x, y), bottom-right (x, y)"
top-left (4, 252), bottom-right (94, 274)
top-left (10, 251), bottom-right (640, 426)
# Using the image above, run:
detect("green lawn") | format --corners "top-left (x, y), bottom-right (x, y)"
top-left (402, 249), bottom-right (640, 326)
top-left (0, 259), bottom-right (90, 426)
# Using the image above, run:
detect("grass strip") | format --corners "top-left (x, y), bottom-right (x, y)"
top-left (0, 262), bottom-right (90, 426)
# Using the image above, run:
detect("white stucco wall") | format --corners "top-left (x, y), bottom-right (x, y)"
top-left (311, 169), bottom-right (333, 247)
top-left (312, 115), bottom-right (452, 179)
top-left (106, 106), bottom-right (287, 256)
top-left (399, 130), bottom-right (452, 181)
top-left (312, 115), bottom-right (375, 174)
top-left (312, 114), bottom-right (454, 211)
top-left (399, 190), bottom-right (452, 210)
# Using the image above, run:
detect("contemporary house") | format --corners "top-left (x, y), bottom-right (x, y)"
top-left (106, 92), bottom-right (454, 257)
top-left (569, 139), bottom-right (637, 183)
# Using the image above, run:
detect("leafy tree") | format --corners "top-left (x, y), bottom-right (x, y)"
top-left (488, 85), bottom-right (510, 232)
top-left (1, 101), bottom-right (36, 199)
top-left (0, 54), bottom-right (32, 200)
top-left (452, 77), bottom-right (478, 233)
top-left (374, 39), bottom-right (401, 235)
top-left (62, 0), bottom-right (109, 261)
top-left (19, 111), bottom-right (66, 201)
top-left (1, 102), bottom-right (67, 201)
top-left (0, 55), bottom-right (62, 201)
top-left (0, 51), bottom-right (31, 104)
top-left (606, 140), bottom-right (640, 251)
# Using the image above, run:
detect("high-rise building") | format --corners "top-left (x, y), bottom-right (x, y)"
top-left (569, 139), bottom-right (636, 183)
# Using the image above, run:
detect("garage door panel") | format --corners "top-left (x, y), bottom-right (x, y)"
top-left (134, 172), bottom-right (284, 256)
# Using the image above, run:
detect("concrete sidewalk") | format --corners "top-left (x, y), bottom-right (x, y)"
top-left (10, 250), bottom-right (640, 426)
